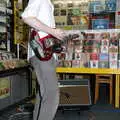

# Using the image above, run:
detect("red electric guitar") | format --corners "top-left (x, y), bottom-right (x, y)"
top-left (30, 30), bottom-right (79, 61)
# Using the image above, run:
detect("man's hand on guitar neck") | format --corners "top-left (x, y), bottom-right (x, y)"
top-left (51, 29), bottom-right (80, 42)
top-left (51, 28), bottom-right (66, 40)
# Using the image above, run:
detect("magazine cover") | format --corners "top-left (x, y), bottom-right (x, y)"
top-left (99, 61), bottom-right (109, 68)
top-left (0, 77), bottom-right (10, 99)
top-left (89, 0), bottom-right (105, 13)
top-left (109, 32), bottom-right (118, 46)
top-left (118, 60), bottom-right (120, 68)
top-left (74, 52), bottom-right (81, 60)
top-left (105, 0), bottom-right (116, 12)
top-left (92, 19), bottom-right (109, 29)
top-left (56, 60), bottom-right (63, 67)
top-left (100, 45), bottom-right (109, 53)
top-left (115, 12), bottom-right (120, 28)
top-left (109, 60), bottom-right (117, 68)
top-left (109, 45), bottom-right (118, 53)
top-left (80, 53), bottom-right (90, 68)
top-left (99, 53), bottom-right (109, 68)
top-left (118, 53), bottom-right (120, 68)
top-left (116, 0), bottom-right (120, 11)
top-left (109, 53), bottom-right (118, 61)
top-left (72, 60), bottom-right (80, 68)
top-left (63, 60), bottom-right (72, 67)
top-left (74, 37), bottom-right (83, 53)
top-left (90, 60), bottom-right (98, 68)
top-left (55, 16), bottom-right (67, 26)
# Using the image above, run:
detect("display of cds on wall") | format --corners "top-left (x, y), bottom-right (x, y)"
top-left (92, 19), bottom-right (109, 29)
top-left (53, 0), bottom-right (117, 30)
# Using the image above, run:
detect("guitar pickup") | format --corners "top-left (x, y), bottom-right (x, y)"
top-left (44, 38), bottom-right (54, 48)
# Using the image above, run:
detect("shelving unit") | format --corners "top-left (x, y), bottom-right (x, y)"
top-left (53, 0), bottom-right (120, 108)
top-left (13, 0), bottom-right (29, 59)
top-left (53, 0), bottom-right (118, 30)
top-left (0, 0), bottom-right (13, 51)
top-left (0, 0), bottom-right (31, 111)
top-left (53, 0), bottom-right (89, 30)
top-left (13, 0), bottom-right (24, 45)
top-left (0, 65), bottom-right (32, 110)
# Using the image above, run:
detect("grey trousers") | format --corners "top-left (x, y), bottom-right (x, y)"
top-left (30, 56), bottom-right (59, 120)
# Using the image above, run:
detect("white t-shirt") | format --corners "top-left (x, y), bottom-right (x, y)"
top-left (21, 0), bottom-right (55, 59)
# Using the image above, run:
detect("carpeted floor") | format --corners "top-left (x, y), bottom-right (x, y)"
top-left (54, 104), bottom-right (120, 120)
top-left (0, 103), bottom-right (120, 120)
top-left (0, 85), bottom-right (120, 120)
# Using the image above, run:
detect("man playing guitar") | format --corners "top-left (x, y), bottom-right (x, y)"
top-left (21, 0), bottom-right (79, 120)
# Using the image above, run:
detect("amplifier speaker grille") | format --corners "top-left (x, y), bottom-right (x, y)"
top-left (58, 79), bottom-right (91, 106)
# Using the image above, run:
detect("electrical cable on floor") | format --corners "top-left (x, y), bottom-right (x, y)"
top-left (8, 112), bottom-right (32, 120)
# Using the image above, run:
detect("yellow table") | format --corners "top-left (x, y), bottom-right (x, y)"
top-left (56, 67), bottom-right (120, 108)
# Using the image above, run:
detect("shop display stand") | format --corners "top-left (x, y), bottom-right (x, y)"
top-left (53, 0), bottom-right (120, 109)
top-left (13, 0), bottom-right (29, 59)
top-left (0, 0), bottom-right (15, 52)
top-left (0, 0), bottom-right (32, 111)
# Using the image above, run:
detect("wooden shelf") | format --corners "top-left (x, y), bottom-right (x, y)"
top-left (56, 67), bottom-right (120, 74)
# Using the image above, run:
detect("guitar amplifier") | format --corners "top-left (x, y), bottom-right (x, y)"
top-left (58, 79), bottom-right (92, 106)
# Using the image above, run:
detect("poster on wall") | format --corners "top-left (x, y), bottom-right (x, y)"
top-left (0, 77), bottom-right (10, 99)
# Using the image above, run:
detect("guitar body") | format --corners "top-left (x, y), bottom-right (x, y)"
top-left (30, 29), bottom-right (80, 61)
top-left (30, 30), bottom-right (63, 61)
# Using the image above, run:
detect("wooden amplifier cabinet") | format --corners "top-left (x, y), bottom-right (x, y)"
top-left (58, 79), bottom-right (92, 106)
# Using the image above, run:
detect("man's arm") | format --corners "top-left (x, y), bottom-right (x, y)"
top-left (22, 17), bottom-right (65, 40)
